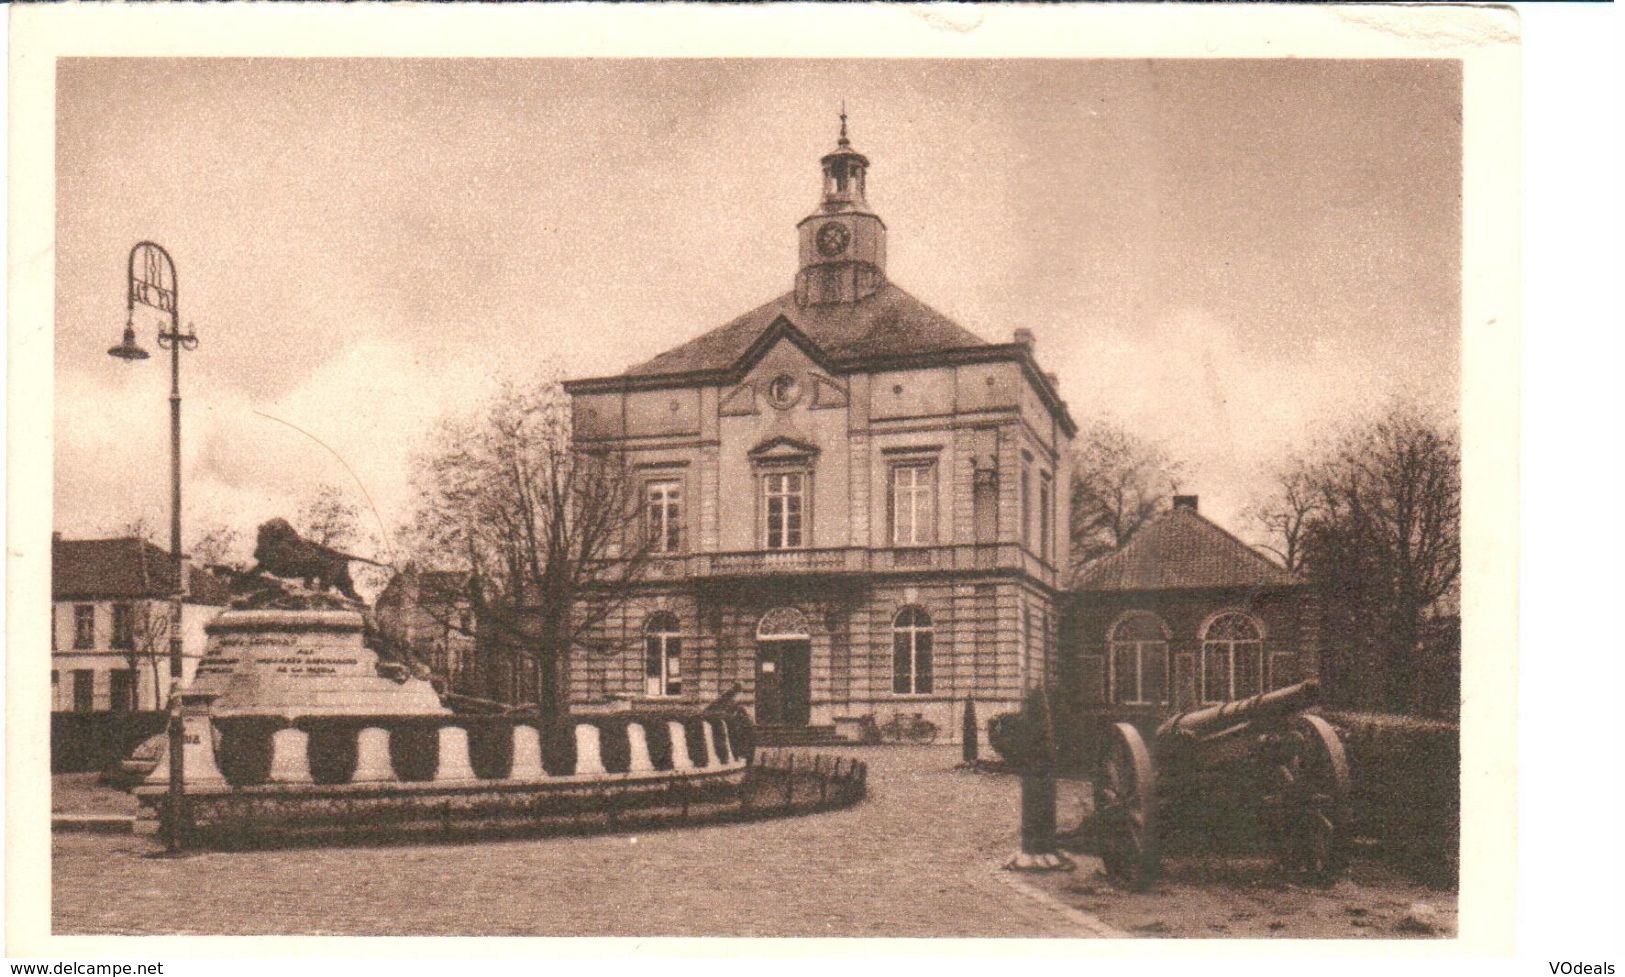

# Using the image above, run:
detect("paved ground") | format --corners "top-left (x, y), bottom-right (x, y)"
top-left (53, 747), bottom-right (1103, 938)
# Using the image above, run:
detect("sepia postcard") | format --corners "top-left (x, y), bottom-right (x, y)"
top-left (7, 2), bottom-right (1520, 960)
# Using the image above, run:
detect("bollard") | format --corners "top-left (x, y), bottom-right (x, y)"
top-left (268, 728), bottom-right (313, 784)
top-left (574, 724), bottom-right (607, 776)
top-left (511, 725), bottom-right (544, 780)
top-left (1004, 767), bottom-right (1074, 872)
top-left (961, 698), bottom-right (980, 767)
top-left (352, 727), bottom-right (397, 782)
top-left (435, 726), bottom-right (479, 782)
top-left (627, 723), bottom-right (656, 774)
top-left (784, 753), bottom-right (796, 811)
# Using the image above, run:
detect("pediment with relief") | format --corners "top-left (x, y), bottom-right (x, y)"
top-left (747, 435), bottom-right (821, 461)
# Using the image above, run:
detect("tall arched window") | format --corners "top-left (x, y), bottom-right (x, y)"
top-left (1109, 612), bottom-right (1169, 706)
top-left (1201, 612), bottom-right (1264, 703)
top-left (644, 612), bottom-right (682, 697)
top-left (893, 606), bottom-right (934, 695)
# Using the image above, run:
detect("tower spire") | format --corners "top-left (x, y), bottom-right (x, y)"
top-left (796, 107), bottom-right (885, 307)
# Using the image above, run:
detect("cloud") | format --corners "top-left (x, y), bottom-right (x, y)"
top-left (54, 339), bottom-right (505, 559)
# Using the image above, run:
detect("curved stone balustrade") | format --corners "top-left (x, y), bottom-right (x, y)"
top-left (146, 713), bottom-right (752, 794)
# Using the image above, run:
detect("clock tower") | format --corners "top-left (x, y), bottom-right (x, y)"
top-left (795, 110), bottom-right (887, 307)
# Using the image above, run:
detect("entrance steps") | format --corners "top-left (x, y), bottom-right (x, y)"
top-left (754, 724), bottom-right (846, 747)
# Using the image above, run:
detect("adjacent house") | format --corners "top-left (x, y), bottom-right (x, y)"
top-left (1058, 496), bottom-right (1320, 726)
top-left (51, 534), bottom-right (231, 712)
top-left (374, 567), bottom-right (478, 696)
top-left (561, 119), bottom-right (1075, 739)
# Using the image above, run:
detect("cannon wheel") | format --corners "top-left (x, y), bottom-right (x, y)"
top-left (1094, 722), bottom-right (1158, 889)
top-left (1269, 713), bottom-right (1352, 883)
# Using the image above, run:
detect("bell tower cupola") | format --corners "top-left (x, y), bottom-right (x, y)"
top-left (795, 108), bottom-right (887, 307)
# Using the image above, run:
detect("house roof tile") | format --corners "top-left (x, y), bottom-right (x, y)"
top-left (53, 536), bottom-right (231, 605)
top-left (623, 282), bottom-right (989, 378)
top-left (1073, 507), bottom-right (1301, 593)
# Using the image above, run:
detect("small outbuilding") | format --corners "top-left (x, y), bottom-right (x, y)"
top-left (1058, 496), bottom-right (1320, 730)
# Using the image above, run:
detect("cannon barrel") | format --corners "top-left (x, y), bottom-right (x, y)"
top-left (1155, 680), bottom-right (1321, 742)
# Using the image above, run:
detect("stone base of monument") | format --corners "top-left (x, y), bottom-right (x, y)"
top-left (190, 609), bottom-right (447, 718)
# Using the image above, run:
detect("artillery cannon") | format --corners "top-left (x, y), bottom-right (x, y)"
top-left (1088, 680), bottom-right (1351, 888)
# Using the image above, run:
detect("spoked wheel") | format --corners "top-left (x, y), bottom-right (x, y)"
top-left (1093, 722), bottom-right (1159, 889)
top-left (908, 721), bottom-right (940, 745)
top-left (1264, 713), bottom-right (1352, 883)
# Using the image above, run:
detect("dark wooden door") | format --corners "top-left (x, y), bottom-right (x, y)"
top-left (780, 641), bottom-right (812, 727)
top-left (756, 640), bottom-right (811, 726)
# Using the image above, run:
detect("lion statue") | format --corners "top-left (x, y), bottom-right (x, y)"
top-left (247, 517), bottom-right (382, 602)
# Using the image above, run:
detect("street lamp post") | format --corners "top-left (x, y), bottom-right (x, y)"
top-left (107, 241), bottom-right (198, 853)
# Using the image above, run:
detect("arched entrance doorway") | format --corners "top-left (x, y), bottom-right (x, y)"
top-left (756, 607), bottom-right (811, 727)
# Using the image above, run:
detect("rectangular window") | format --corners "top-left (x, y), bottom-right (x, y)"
top-left (764, 472), bottom-right (805, 550)
top-left (51, 605), bottom-right (57, 650)
top-left (892, 629), bottom-right (933, 694)
top-left (112, 603), bottom-right (134, 649)
top-left (51, 670), bottom-right (60, 711)
top-left (890, 463), bottom-right (935, 546)
top-left (645, 479), bottom-right (683, 553)
top-left (73, 605), bottom-right (96, 649)
top-left (644, 634), bottom-right (682, 696)
top-left (72, 669), bottom-right (94, 713)
top-left (1039, 472), bottom-right (1054, 562)
top-left (1020, 462), bottom-right (1032, 548)
top-left (109, 670), bottom-right (135, 712)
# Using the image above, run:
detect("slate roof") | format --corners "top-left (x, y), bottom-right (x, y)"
top-left (623, 282), bottom-right (990, 378)
top-left (1073, 507), bottom-right (1301, 593)
top-left (52, 536), bottom-right (231, 605)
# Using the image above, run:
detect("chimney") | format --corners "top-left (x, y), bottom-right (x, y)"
top-left (1173, 495), bottom-right (1199, 511)
top-left (1013, 328), bottom-right (1035, 351)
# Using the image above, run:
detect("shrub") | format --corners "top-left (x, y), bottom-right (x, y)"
top-left (596, 718), bottom-right (632, 773)
top-left (681, 718), bottom-right (710, 767)
top-left (464, 719), bottom-right (516, 780)
top-left (706, 717), bottom-right (732, 763)
top-left (214, 716), bottom-right (286, 787)
top-left (1324, 709), bottom-right (1459, 879)
top-left (538, 721), bottom-right (577, 775)
top-left (305, 722), bottom-right (360, 785)
top-left (642, 719), bottom-right (674, 771)
top-left (725, 712), bottom-right (755, 764)
top-left (388, 720), bottom-right (440, 781)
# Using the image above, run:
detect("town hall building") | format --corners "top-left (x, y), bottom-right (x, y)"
top-left (563, 118), bottom-right (1075, 739)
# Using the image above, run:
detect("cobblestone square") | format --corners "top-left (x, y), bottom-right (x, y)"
top-left (54, 747), bottom-right (1101, 938)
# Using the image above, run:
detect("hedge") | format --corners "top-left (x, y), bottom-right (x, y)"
top-left (52, 711), bottom-right (168, 774)
top-left (1323, 709), bottom-right (1459, 879)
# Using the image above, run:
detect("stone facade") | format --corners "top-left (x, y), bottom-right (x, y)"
top-left (563, 121), bottom-right (1075, 738)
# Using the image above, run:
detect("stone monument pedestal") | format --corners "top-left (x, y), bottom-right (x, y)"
top-left (191, 609), bottom-right (448, 717)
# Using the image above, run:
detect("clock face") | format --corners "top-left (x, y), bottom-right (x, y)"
top-left (815, 221), bottom-right (851, 258)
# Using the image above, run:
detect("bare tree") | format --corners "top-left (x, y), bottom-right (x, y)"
top-left (1068, 419), bottom-right (1184, 579)
top-left (1247, 457), bottom-right (1323, 573)
top-left (296, 483), bottom-right (365, 549)
top-left (1291, 401), bottom-right (1461, 713)
top-left (189, 523), bottom-right (243, 569)
top-left (403, 379), bottom-right (656, 720)
top-left (116, 519), bottom-right (176, 710)
top-left (116, 602), bottom-right (173, 711)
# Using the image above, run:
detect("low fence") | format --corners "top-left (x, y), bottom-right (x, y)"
top-left (52, 711), bottom-right (168, 774)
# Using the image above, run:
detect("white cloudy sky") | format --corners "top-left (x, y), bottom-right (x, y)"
top-left (55, 58), bottom-right (1459, 560)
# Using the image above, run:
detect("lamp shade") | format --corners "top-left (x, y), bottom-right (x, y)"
top-left (107, 324), bottom-right (150, 361)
